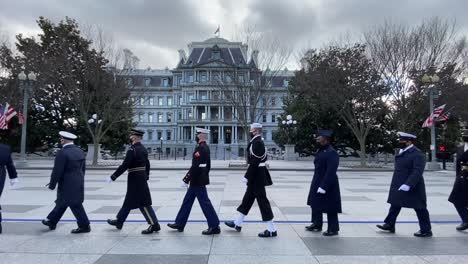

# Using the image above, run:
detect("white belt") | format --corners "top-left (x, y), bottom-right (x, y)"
top-left (258, 163), bottom-right (266, 167)
top-left (199, 164), bottom-right (207, 168)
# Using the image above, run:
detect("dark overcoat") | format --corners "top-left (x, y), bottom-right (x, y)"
top-left (387, 147), bottom-right (427, 209)
top-left (449, 146), bottom-right (468, 206)
top-left (111, 142), bottom-right (152, 209)
top-left (48, 144), bottom-right (86, 206)
top-left (307, 144), bottom-right (342, 213)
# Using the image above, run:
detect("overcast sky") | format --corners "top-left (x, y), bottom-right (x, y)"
top-left (1, 0), bottom-right (467, 69)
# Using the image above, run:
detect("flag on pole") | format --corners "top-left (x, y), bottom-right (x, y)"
top-left (0, 105), bottom-right (6, 130)
top-left (4, 103), bottom-right (17, 122)
top-left (422, 104), bottom-right (446, 128)
top-left (437, 111), bottom-right (450, 122)
top-left (0, 103), bottom-right (18, 129)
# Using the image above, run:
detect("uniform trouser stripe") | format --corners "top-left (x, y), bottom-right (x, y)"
top-left (143, 206), bottom-right (154, 225)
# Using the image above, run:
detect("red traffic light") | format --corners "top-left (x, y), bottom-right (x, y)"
top-left (438, 145), bottom-right (447, 152)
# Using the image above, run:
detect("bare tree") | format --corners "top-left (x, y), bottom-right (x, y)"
top-left (218, 25), bottom-right (291, 146)
top-left (78, 25), bottom-right (148, 165)
top-left (364, 17), bottom-right (466, 131)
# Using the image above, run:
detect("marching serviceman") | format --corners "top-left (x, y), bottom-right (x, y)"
top-left (305, 130), bottom-right (342, 236)
top-left (0, 132), bottom-right (19, 234)
top-left (377, 132), bottom-right (433, 237)
top-left (42, 131), bottom-right (91, 234)
top-left (168, 127), bottom-right (221, 235)
top-left (448, 129), bottom-right (468, 231)
top-left (106, 129), bottom-right (160, 235)
top-left (225, 123), bottom-right (277, 238)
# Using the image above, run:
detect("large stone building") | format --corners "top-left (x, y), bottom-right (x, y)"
top-left (124, 37), bottom-right (293, 159)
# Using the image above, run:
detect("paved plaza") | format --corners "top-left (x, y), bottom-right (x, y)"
top-left (1, 167), bottom-right (468, 263)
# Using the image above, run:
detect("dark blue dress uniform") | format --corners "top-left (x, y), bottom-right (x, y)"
top-left (449, 144), bottom-right (468, 226)
top-left (237, 135), bottom-right (274, 221)
top-left (307, 144), bottom-right (341, 232)
top-left (0, 143), bottom-right (18, 233)
top-left (110, 142), bottom-right (159, 228)
top-left (384, 146), bottom-right (432, 232)
top-left (46, 144), bottom-right (90, 229)
top-left (174, 140), bottom-right (220, 230)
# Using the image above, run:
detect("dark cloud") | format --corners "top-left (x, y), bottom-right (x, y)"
top-left (1, 0), bottom-right (468, 69)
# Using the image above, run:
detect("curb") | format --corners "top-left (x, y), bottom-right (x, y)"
top-left (15, 166), bottom-right (409, 172)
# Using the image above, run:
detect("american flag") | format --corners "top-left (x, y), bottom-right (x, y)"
top-left (422, 104), bottom-right (446, 128)
top-left (0, 103), bottom-right (18, 130)
top-left (436, 110), bottom-right (451, 122)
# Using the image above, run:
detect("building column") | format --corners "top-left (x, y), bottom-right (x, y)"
top-left (234, 126), bottom-right (238, 143)
top-left (206, 106), bottom-right (209, 120)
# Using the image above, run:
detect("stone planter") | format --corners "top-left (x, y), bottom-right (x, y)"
top-left (284, 144), bottom-right (298, 161)
top-left (86, 144), bottom-right (102, 161)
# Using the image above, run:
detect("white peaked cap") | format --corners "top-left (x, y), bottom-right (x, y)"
top-left (250, 123), bottom-right (263, 129)
top-left (397, 131), bottom-right (417, 139)
top-left (59, 131), bottom-right (77, 140)
top-left (195, 127), bottom-right (210, 134)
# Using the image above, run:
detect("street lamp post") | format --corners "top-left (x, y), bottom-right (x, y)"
top-left (281, 114), bottom-right (297, 144)
top-left (87, 114), bottom-right (102, 163)
top-left (18, 71), bottom-right (36, 167)
top-left (159, 137), bottom-right (163, 160)
top-left (281, 114), bottom-right (297, 161)
top-left (422, 74), bottom-right (441, 170)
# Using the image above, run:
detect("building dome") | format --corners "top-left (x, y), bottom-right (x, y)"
top-left (203, 37), bottom-right (230, 44)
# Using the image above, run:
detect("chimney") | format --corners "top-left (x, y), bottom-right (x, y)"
top-left (251, 50), bottom-right (259, 65)
top-left (178, 49), bottom-right (187, 63)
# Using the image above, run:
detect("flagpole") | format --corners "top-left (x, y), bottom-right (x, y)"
top-left (428, 85), bottom-right (439, 170)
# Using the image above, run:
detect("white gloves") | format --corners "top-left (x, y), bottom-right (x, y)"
top-left (181, 181), bottom-right (189, 188)
top-left (241, 177), bottom-right (248, 185)
top-left (317, 187), bottom-right (326, 194)
top-left (398, 184), bottom-right (410, 192)
top-left (106, 176), bottom-right (113, 184)
top-left (10, 178), bottom-right (19, 187)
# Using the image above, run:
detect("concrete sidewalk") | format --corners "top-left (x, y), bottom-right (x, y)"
top-left (0, 168), bottom-right (466, 264)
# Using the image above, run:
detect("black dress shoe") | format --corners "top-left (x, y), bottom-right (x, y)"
top-left (142, 224), bottom-right (161, 234)
top-left (224, 221), bottom-right (242, 232)
top-left (167, 223), bottom-right (184, 232)
top-left (414, 230), bottom-right (433, 237)
top-left (107, 219), bottom-right (123, 230)
top-left (202, 226), bottom-right (221, 235)
top-left (323, 230), bottom-right (339, 236)
top-left (71, 226), bottom-right (91, 234)
top-left (41, 219), bottom-right (56, 230)
top-left (258, 230), bottom-right (278, 238)
top-left (456, 223), bottom-right (468, 231)
top-left (305, 224), bottom-right (322, 232)
top-left (376, 224), bottom-right (395, 233)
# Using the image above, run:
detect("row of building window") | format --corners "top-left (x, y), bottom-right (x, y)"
top-left (146, 131), bottom-right (172, 141)
top-left (132, 94), bottom-right (282, 107)
top-left (138, 112), bottom-right (175, 123)
top-left (136, 112), bottom-right (279, 124)
top-left (127, 78), bottom-right (170, 87)
top-left (132, 96), bottom-right (174, 106)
